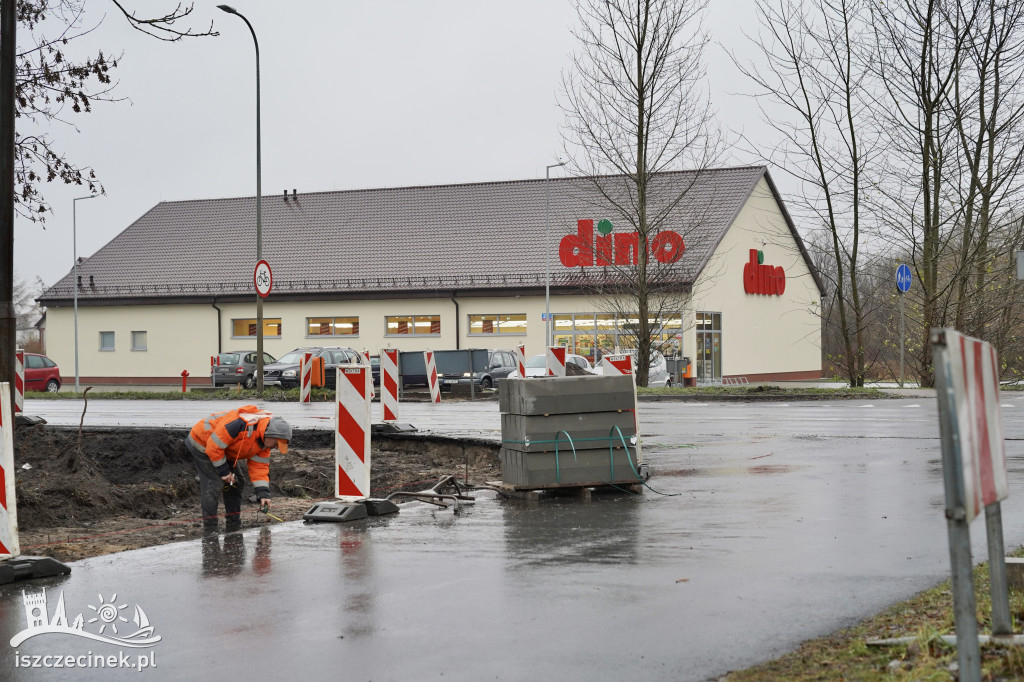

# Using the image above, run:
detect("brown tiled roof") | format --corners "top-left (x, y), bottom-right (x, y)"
top-left (40, 166), bottom-right (800, 305)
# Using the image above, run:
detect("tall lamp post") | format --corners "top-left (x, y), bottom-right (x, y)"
top-left (72, 194), bottom-right (98, 393)
top-left (544, 161), bottom-right (567, 347)
top-left (218, 4), bottom-right (265, 392)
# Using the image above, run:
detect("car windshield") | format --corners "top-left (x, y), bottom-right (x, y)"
top-left (525, 355), bottom-right (547, 368)
top-left (277, 352), bottom-right (307, 364)
top-left (217, 353), bottom-right (240, 365)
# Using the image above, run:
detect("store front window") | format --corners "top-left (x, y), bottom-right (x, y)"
top-left (550, 312), bottom-right (683, 363)
top-left (232, 318), bottom-right (282, 338)
top-left (468, 314), bottom-right (526, 335)
top-left (307, 316), bottom-right (359, 337)
top-left (386, 315), bottom-right (441, 336)
top-left (695, 312), bottom-right (722, 385)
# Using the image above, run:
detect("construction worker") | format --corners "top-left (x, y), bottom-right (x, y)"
top-left (185, 406), bottom-right (292, 532)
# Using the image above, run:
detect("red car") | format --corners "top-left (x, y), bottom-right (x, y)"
top-left (24, 352), bottom-right (62, 392)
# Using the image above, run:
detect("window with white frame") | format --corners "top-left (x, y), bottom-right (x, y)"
top-left (131, 331), bottom-right (148, 351)
top-left (385, 315), bottom-right (441, 336)
top-left (99, 331), bottom-right (115, 351)
top-left (307, 316), bottom-right (359, 337)
top-left (468, 314), bottom-right (526, 335)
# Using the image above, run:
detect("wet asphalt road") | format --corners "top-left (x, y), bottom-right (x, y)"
top-left (3, 394), bottom-right (1024, 680)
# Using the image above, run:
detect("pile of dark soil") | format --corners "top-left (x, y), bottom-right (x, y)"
top-left (11, 424), bottom-right (500, 561)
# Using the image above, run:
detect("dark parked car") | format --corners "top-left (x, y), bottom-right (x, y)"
top-left (24, 352), bottom-right (62, 392)
top-left (211, 351), bottom-right (276, 389)
top-left (263, 346), bottom-right (363, 389)
top-left (440, 349), bottom-right (517, 389)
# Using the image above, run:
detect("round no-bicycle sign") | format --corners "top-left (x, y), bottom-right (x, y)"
top-left (896, 263), bottom-right (912, 293)
top-left (254, 259), bottom-right (272, 298)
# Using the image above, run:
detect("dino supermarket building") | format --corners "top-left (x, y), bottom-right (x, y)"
top-left (37, 165), bottom-right (825, 387)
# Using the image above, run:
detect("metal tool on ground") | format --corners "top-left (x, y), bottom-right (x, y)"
top-left (384, 475), bottom-right (475, 510)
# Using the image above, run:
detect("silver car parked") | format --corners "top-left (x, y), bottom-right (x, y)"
top-left (212, 351), bottom-right (276, 389)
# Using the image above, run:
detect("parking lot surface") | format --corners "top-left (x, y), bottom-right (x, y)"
top-left (3, 395), bottom-right (1024, 680)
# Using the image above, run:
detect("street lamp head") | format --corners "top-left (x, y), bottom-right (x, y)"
top-left (217, 5), bottom-right (238, 15)
top-left (547, 160), bottom-right (568, 170)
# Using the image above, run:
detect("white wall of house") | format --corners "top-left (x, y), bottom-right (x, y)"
top-left (689, 177), bottom-right (821, 378)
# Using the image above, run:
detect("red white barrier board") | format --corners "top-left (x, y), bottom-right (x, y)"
top-left (424, 351), bottom-right (441, 404)
top-left (546, 346), bottom-right (566, 377)
top-left (602, 353), bottom-right (633, 376)
top-left (381, 349), bottom-right (400, 421)
top-left (300, 352), bottom-right (313, 404)
top-left (335, 366), bottom-right (371, 501)
top-left (14, 349), bottom-right (24, 414)
top-left (515, 344), bottom-right (526, 378)
top-left (362, 350), bottom-right (375, 399)
top-left (942, 331), bottom-right (1008, 523)
top-left (0, 383), bottom-right (20, 558)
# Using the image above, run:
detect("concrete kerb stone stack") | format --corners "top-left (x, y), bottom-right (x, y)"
top-left (498, 374), bottom-right (642, 489)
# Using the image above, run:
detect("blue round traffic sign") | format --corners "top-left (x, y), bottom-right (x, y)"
top-left (896, 264), bottom-right (912, 293)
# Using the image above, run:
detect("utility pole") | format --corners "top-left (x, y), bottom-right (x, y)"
top-left (0, 2), bottom-right (17, 406)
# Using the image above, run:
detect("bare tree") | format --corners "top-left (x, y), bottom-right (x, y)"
top-left (737, 0), bottom-right (880, 386)
top-left (560, 0), bottom-right (719, 385)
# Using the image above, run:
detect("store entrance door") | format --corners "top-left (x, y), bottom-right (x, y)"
top-left (695, 312), bottom-right (722, 385)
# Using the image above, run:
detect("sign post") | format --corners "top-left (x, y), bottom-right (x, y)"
top-left (932, 328), bottom-right (1012, 682)
top-left (896, 264), bottom-right (912, 387)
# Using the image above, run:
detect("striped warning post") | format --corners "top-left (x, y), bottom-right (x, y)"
top-left (0, 382), bottom-right (20, 559)
top-left (362, 350), bottom-right (375, 399)
top-left (943, 331), bottom-right (1008, 523)
top-left (335, 366), bottom-right (371, 502)
top-left (381, 348), bottom-right (400, 421)
top-left (424, 351), bottom-right (441, 404)
top-left (299, 352), bottom-right (313, 403)
top-left (546, 346), bottom-right (566, 377)
top-left (14, 349), bottom-right (24, 413)
top-left (602, 354), bottom-right (643, 463)
top-left (602, 353), bottom-right (633, 377)
top-left (515, 344), bottom-right (526, 378)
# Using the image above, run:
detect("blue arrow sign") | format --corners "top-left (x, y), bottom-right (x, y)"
top-left (896, 264), bottom-right (912, 293)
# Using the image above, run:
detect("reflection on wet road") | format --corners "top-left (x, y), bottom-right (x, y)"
top-left (3, 395), bottom-right (1024, 680)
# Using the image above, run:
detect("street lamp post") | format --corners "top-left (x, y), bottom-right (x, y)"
top-left (544, 161), bottom-right (567, 347)
top-left (218, 4), bottom-right (265, 392)
top-left (72, 194), bottom-right (98, 393)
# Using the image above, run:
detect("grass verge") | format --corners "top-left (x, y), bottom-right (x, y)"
top-left (724, 548), bottom-right (1024, 681)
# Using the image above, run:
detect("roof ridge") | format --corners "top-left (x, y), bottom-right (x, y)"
top-left (152, 165), bottom-right (769, 205)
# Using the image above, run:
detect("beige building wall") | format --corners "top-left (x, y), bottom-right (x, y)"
top-left (689, 177), bottom-right (822, 378)
top-left (41, 180), bottom-right (822, 385)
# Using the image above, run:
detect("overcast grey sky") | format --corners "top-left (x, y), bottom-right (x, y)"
top-left (16, 0), bottom-right (768, 291)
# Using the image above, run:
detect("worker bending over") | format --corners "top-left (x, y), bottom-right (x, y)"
top-left (185, 405), bottom-right (291, 531)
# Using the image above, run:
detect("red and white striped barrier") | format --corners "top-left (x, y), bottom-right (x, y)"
top-left (546, 346), bottom-right (566, 377)
top-left (299, 352), bottom-right (313, 403)
top-left (602, 354), bottom-right (643, 462)
top-left (424, 351), bottom-right (441, 404)
top-left (335, 366), bottom-right (371, 501)
top-left (602, 353), bottom-right (633, 377)
top-left (0, 382), bottom-right (20, 558)
top-left (381, 348), bottom-right (400, 421)
top-left (362, 350), bottom-right (375, 399)
top-left (14, 349), bottom-right (24, 413)
top-left (515, 344), bottom-right (526, 378)
top-left (942, 331), bottom-right (1008, 523)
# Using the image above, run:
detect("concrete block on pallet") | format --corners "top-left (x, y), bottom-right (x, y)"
top-left (498, 446), bottom-right (641, 488)
top-left (500, 411), bottom-right (637, 453)
top-left (499, 375), bottom-right (636, 415)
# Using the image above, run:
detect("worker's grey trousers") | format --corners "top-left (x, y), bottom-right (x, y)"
top-left (185, 439), bottom-right (246, 531)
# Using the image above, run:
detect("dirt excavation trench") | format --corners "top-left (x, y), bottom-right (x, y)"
top-left (12, 425), bottom-right (501, 562)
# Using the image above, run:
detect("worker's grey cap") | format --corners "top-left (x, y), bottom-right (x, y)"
top-left (264, 416), bottom-right (292, 442)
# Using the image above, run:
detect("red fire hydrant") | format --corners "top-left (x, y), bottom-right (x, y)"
top-left (181, 369), bottom-right (190, 393)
